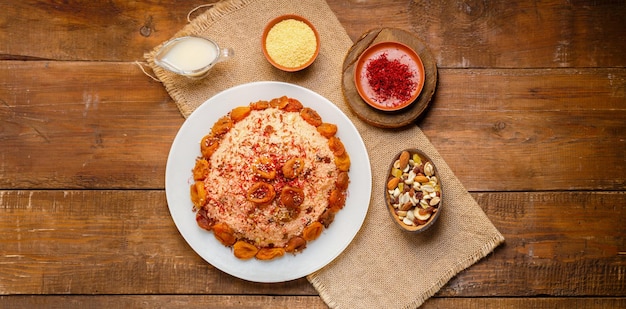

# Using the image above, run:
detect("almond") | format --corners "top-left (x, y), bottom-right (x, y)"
top-left (398, 151), bottom-right (410, 170)
top-left (387, 177), bottom-right (400, 190)
top-left (414, 175), bottom-right (429, 183)
top-left (400, 201), bottom-right (413, 211)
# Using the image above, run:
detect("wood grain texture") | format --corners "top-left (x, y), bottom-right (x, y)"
top-left (0, 1), bottom-right (214, 61)
top-left (0, 190), bottom-right (623, 296)
top-left (0, 190), bottom-right (315, 295)
top-left (1, 0), bottom-right (625, 307)
top-left (0, 1), bottom-right (623, 68)
top-left (0, 296), bottom-right (625, 309)
top-left (407, 0), bottom-right (626, 68)
top-left (0, 61), bottom-right (183, 189)
top-left (1, 63), bottom-right (623, 191)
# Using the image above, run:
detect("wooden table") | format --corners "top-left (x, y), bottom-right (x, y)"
top-left (1, 1), bottom-right (624, 308)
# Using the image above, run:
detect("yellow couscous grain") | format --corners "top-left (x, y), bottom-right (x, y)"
top-left (265, 19), bottom-right (317, 68)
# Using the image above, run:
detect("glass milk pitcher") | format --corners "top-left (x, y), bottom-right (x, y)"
top-left (154, 36), bottom-right (234, 79)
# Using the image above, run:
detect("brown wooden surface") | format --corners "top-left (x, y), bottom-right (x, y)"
top-left (1, 0), bottom-right (625, 308)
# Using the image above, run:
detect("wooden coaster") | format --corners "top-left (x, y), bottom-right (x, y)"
top-left (342, 28), bottom-right (438, 128)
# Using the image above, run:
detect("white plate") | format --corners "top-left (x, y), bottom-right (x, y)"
top-left (165, 81), bottom-right (372, 283)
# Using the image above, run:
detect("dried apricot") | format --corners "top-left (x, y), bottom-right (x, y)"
top-left (300, 107), bottom-right (323, 127)
top-left (247, 182), bottom-right (276, 206)
top-left (318, 209), bottom-right (335, 227)
top-left (192, 158), bottom-right (209, 181)
top-left (200, 133), bottom-right (220, 159)
top-left (280, 186), bottom-right (305, 209)
top-left (250, 100), bottom-right (269, 110)
top-left (336, 171), bottom-right (349, 190)
top-left (230, 106), bottom-right (251, 122)
top-left (302, 221), bottom-right (324, 241)
top-left (212, 222), bottom-right (236, 246)
top-left (233, 241), bottom-right (259, 259)
top-left (334, 152), bottom-right (351, 172)
top-left (282, 97), bottom-right (304, 112)
top-left (256, 247), bottom-right (285, 260)
top-left (285, 236), bottom-right (307, 253)
top-left (252, 157), bottom-right (276, 180)
top-left (316, 123), bottom-right (337, 138)
top-left (328, 136), bottom-right (345, 156)
top-left (190, 181), bottom-right (207, 208)
top-left (269, 96), bottom-right (289, 109)
top-left (211, 116), bottom-right (233, 136)
top-left (282, 157), bottom-right (305, 178)
top-left (195, 207), bottom-right (214, 231)
top-left (328, 189), bottom-right (346, 213)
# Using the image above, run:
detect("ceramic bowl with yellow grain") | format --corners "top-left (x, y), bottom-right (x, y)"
top-left (262, 14), bottom-right (320, 72)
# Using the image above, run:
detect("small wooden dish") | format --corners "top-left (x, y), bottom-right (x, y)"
top-left (261, 14), bottom-right (320, 72)
top-left (385, 149), bottom-right (443, 233)
top-left (342, 28), bottom-right (438, 128)
top-left (354, 41), bottom-right (425, 112)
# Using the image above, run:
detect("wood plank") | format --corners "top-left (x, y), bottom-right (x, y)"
top-left (0, 190), bottom-right (315, 295)
top-left (1, 62), bottom-right (624, 191)
top-left (423, 298), bottom-right (626, 309)
top-left (0, 0), bottom-right (203, 61)
top-left (439, 191), bottom-right (626, 297)
top-left (0, 61), bottom-right (183, 189)
top-left (0, 296), bottom-right (625, 309)
top-left (1, 1), bottom-right (625, 68)
top-left (0, 295), bottom-right (327, 309)
top-left (423, 68), bottom-right (626, 191)
top-left (0, 190), bottom-right (623, 296)
top-left (406, 1), bottom-right (626, 68)
top-left (326, 0), bottom-right (412, 42)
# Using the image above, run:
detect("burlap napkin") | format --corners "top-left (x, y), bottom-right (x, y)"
top-left (145, 0), bottom-right (504, 308)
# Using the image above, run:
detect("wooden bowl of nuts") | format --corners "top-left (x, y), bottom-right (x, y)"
top-left (385, 149), bottom-right (442, 233)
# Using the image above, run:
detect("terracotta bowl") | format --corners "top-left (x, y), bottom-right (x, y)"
top-left (261, 14), bottom-right (320, 72)
top-left (385, 148), bottom-right (443, 233)
top-left (354, 41), bottom-right (425, 112)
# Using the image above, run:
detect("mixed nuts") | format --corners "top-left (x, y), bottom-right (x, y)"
top-left (386, 149), bottom-right (441, 230)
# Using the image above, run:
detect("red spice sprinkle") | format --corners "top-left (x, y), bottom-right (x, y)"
top-left (365, 52), bottom-right (416, 106)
